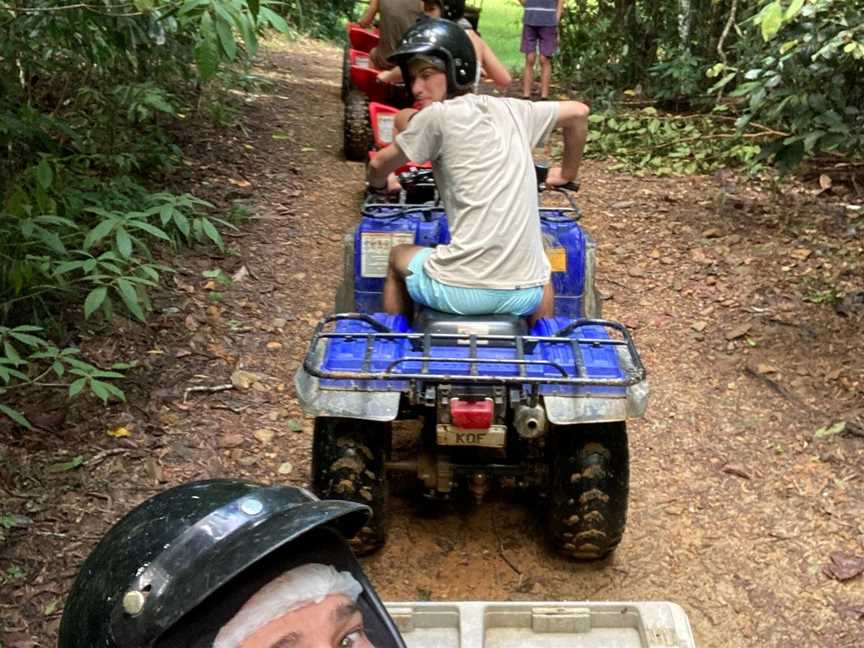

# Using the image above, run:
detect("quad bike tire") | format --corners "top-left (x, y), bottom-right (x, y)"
top-left (546, 422), bottom-right (629, 560)
top-left (340, 45), bottom-right (351, 102)
top-left (311, 417), bottom-right (391, 555)
top-left (344, 90), bottom-right (373, 162)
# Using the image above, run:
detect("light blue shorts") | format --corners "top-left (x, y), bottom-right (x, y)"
top-left (405, 248), bottom-right (544, 316)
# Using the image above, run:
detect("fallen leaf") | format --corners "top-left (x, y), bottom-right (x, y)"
top-left (611, 200), bottom-right (636, 209)
top-left (815, 421), bottom-right (846, 438)
top-left (231, 370), bottom-right (262, 390)
top-left (721, 464), bottom-right (751, 479)
top-left (819, 174), bottom-right (832, 191)
top-left (703, 227), bottom-right (722, 238)
top-left (725, 323), bottom-right (752, 340)
top-left (228, 178), bottom-right (251, 188)
top-left (834, 601), bottom-right (864, 621)
top-left (822, 551), bottom-right (864, 582)
top-left (253, 428), bottom-right (275, 444)
top-left (107, 426), bottom-right (131, 438)
top-left (278, 461), bottom-right (294, 475)
top-left (691, 321), bottom-right (708, 333)
top-left (266, 341), bottom-right (283, 350)
top-left (218, 433), bottom-right (245, 449)
top-left (790, 248), bottom-right (812, 261)
top-left (46, 455), bottom-right (85, 473)
top-left (755, 364), bottom-right (777, 375)
top-left (232, 265), bottom-right (250, 282)
top-left (286, 418), bottom-right (303, 433)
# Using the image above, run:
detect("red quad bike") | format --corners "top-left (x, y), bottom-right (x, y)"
top-left (341, 22), bottom-right (379, 102)
top-left (343, 57), bottom-right (415, 162)
top-left (367, 102), bottom-right (432, 178)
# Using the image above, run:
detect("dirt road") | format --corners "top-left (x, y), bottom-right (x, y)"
top-left (2, 37), bottom-right (862, 647)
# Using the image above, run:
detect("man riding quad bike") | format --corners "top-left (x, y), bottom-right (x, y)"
top-left (296, 19), bottom-right (648, 560)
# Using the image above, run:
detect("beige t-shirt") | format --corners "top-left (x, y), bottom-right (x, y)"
top-left (370, 0), bottom-right (423, 69)
top-left (395, 95), bottom-right (559, 290)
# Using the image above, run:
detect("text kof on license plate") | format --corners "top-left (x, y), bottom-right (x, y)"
top-left (436, 424), bottom-right (506, 448)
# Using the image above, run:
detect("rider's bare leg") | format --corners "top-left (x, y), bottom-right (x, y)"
top-left (539, 54), bottom-right (552, 99)
top-left (528, 282), bottom-right (554, 327)
top-left (383, 244), bottom-right (424, 318)
top-left (522, 51), bottom-right (536, 98)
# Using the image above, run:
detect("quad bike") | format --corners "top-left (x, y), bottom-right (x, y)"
top-left (295, 169), bottom-right (649, 559)
top-left (342, 22), bottom-right (379, 102)
top-left (343, 59), bottom-right (413, 161)
top-left (340, 20), bottom-right (416, 161)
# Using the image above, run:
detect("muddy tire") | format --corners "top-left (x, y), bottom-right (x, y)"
top-left (340, 46), bottom-right (351, 102)
top-left (311, 417), bottom-right (391, 555)
top-left (344, 90), bottom-right (372, 161)
top-left (546, 422), bottom-right (628, 560)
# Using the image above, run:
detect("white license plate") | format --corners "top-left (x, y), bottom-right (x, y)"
top-left (436, 424), bottom-right (506, 448)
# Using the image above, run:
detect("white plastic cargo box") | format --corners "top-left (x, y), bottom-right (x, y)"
top-left (384, 601), bottom-right (696, 648)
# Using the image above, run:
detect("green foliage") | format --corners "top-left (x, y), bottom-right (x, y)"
top-left (722, 0), bottom-right (864, 168)
top-left (0, 325), bottom-right (134, 428)
top-left (582, 107), bottom-right (763, 176)
top-left (557, 0), bottom-right (864, 169)
top-left (273, 0), bottom-right (357, 40)
top-left (0, 0), bottom-right (289, 430)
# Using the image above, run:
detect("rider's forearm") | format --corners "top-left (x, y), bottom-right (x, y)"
top-left (558, 101), bottom-right (589, 180)
top-left (367, 143), bottom-right (409, 188)
top-left (358, 0), bottom-right (379, 26)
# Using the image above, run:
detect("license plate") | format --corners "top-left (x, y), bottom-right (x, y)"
top-left (436, 424), bottom-right (506, 448)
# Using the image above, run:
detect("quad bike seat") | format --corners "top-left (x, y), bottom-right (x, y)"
top-left (414, 308), bottom-right (527, 347)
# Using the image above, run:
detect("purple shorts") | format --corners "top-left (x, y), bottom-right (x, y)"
top-left (521, 24), bottom-right (558, 58)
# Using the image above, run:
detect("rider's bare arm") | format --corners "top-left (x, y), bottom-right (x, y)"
top-left (367, 142), bottom-right (410, 189)
top-left (358, 0), bottom-right (379, 27)
top-left (393, 108), bottom-right (417, 135)
top-left (377, 67), bottom-right (403, 85)
top-left (548, 101), bottom-right (589, 185)
top-left (467, 31), bottom-right (511, 93)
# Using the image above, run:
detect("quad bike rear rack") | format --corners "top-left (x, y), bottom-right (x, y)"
top-left (302, 313), bottom-right (646, 391)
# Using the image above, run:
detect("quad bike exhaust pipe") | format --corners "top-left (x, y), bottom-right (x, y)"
top-left (514, 404), bottom-right (547, 439)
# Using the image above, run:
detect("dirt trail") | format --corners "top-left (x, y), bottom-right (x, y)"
top-left (2, 38), bottom-right (863, 647)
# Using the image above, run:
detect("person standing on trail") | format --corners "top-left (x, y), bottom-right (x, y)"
top-left (358, 0), bottom-right (424, 70)
top-left (519, 0), bottom-right (564, 100)
top-left (366, 18), bottom-right (589, 323)
top-left (58, 480), bottom-right (405, 648)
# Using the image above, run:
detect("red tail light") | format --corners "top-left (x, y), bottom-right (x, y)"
top-left (450, 398), bottom-right (493, 429)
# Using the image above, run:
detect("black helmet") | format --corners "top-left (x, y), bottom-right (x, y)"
top-left (424, 0), bottom-right (465, 21)
top-left (59, 480), bottom-right (406, 648)
top-left (389, 17), bottom-right (477, 96)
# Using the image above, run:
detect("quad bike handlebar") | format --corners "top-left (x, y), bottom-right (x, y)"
top-left (363, 162), bottom-right (581, 215)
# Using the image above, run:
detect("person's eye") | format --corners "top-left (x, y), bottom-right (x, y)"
top-left (338, 629), bottom-right (365, 647)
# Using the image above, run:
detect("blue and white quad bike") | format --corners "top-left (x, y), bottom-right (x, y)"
top-left (295, 167), bottom-right (649, 559)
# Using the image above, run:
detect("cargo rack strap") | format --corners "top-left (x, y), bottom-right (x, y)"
top-left (302, 314), bottom-right (646, 387)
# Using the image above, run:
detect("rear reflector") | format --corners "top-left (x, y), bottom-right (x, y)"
top-left (450, 398), bottom-right (494, 430)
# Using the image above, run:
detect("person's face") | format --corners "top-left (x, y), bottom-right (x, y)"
top-left (237, 594), bottom-right (373, 648)
top-left (410, 64), bottom-right (448, 107)
top-left (423, 2), bottom-right (442, 17)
